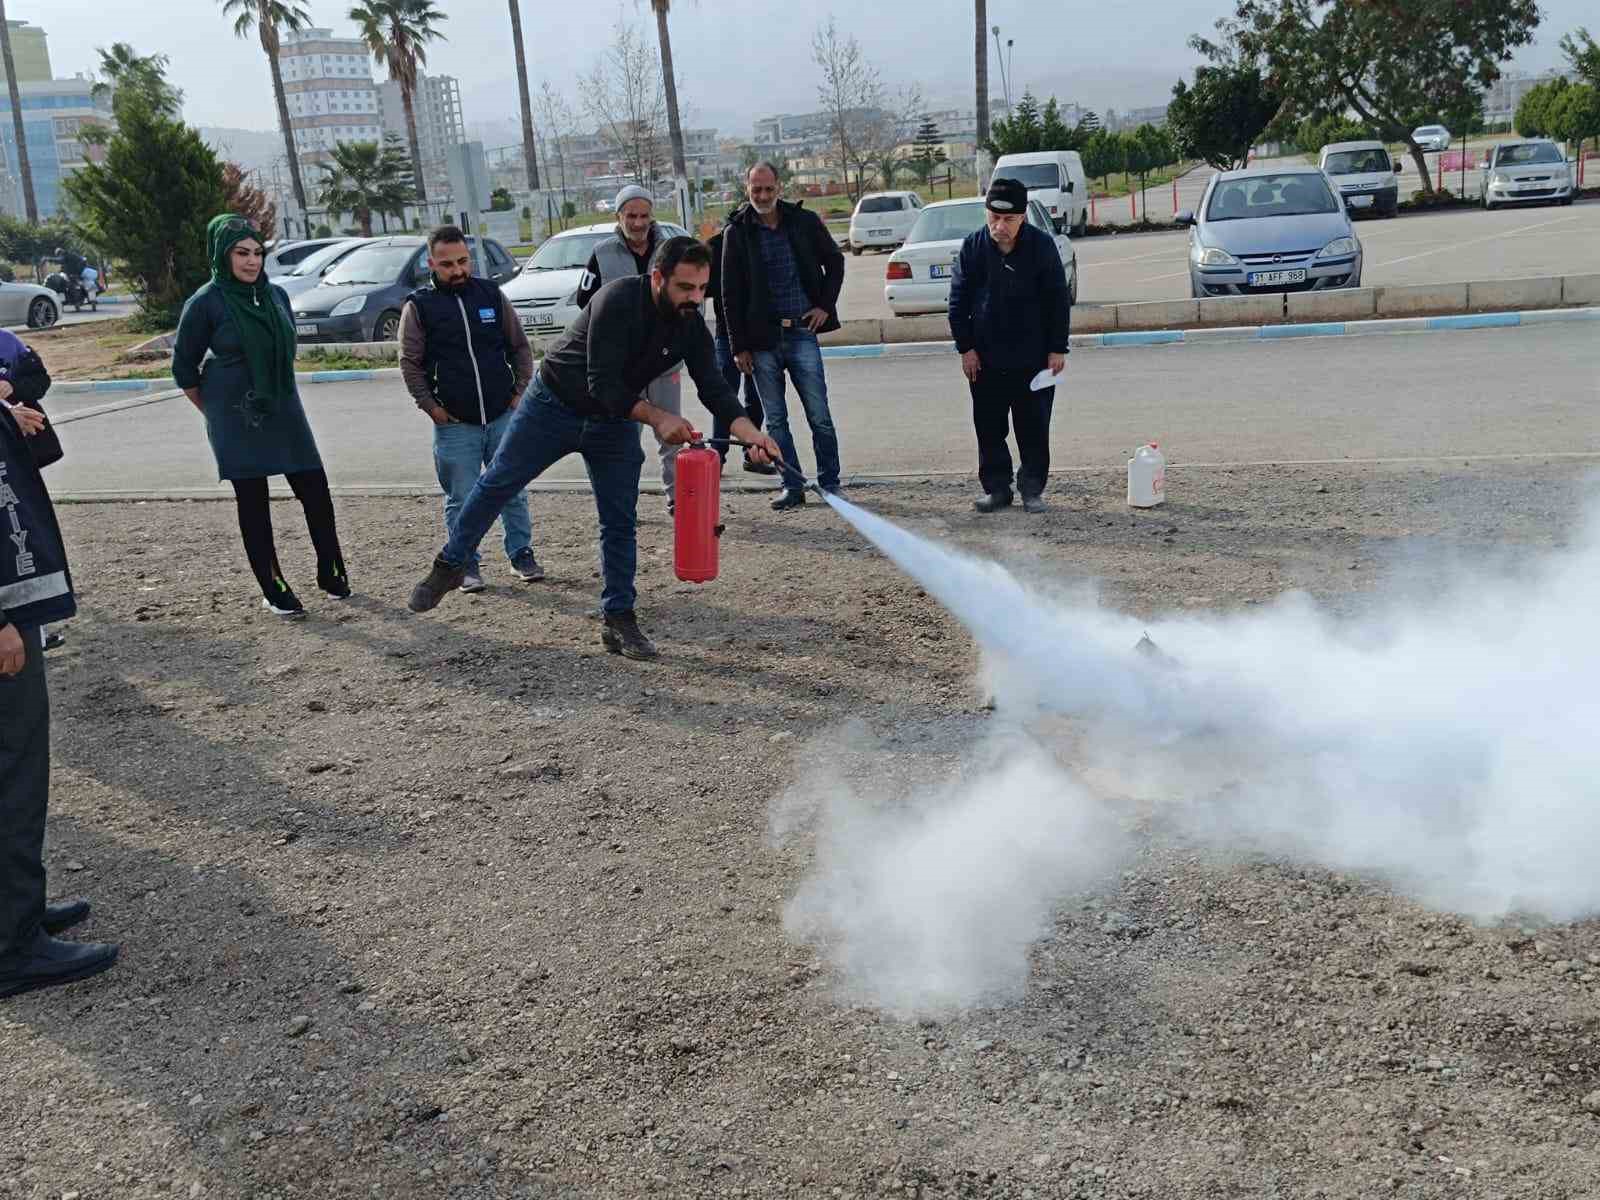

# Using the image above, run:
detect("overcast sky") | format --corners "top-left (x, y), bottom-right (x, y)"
top-left (21, 0), bottom-right (1594, 142)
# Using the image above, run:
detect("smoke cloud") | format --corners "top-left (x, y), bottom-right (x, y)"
top-left (774, 494), bottom-right (1600, 1013)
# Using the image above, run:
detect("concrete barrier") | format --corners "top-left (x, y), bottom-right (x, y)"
top-left (880, 315), bottom-right (950, 344)
top-left (1195, 294), bottom-right (1284, 327)
top-left (1286, 288), bottom-right (1377, 322)
top-left (1373, 282), bottom-right (1469, 316)
top-left (818, 319), bottom-right (882, 347)
top-left (1467, 275), bottom-right (1561, 312)
top-left (1115, 299), bottom-right (1198, 330)
top-left (1561, 273), bottom-right (1600, 306)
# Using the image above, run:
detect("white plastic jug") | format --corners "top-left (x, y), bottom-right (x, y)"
top-left (1127, 443), bottom-right (1166, 508)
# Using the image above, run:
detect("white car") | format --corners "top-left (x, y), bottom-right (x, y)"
top-left (264, 238), bottom-right (347, 279)
top-left (1479, 139), bottom-right (1576, 209)
top-left (0, 280), bottom-right (59, 329)
top-left (502, 221), bottom-right (690, 340)
top-left (1411, 125), bottom-right (1451, 153)
top-left (848, 191), bottom-right (923, 254)
top-left (883, 196), bottom-right (1077, 316)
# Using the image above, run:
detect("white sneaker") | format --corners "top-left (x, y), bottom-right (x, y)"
top-left (459, 570), bottom-right (486, 593)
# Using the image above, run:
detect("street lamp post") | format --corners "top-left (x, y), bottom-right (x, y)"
top-left (991, 25), bottom-right (1012, 116)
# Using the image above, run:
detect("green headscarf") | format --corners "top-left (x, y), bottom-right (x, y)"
top-left (207, 213), bottom-right (296, 418)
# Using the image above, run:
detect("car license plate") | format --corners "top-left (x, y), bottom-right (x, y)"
top-left (869, 228), bottom-right (893, 236)
top-left (295, 322), bottom-right (317, 335)
top-left (1246, 269), bottom-right (1306, 286)
top-left (929, 263), bottom-right (952, 279)
top-left (519, 312), bottom-right (554, 328)
top-left (1348, 194), bottom-right (1373, 208)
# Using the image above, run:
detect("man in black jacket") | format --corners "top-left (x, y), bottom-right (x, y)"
top-left (1, 397), bottom-right (120, 1000)
top-left (948, 177), bottom-right (1070, 514)
top-left (406, 237), bottom-right (781, 661)
top-left (707, 227), bottom-right (774, 476)
top-left (399, 226), bottom-right (541, 593)
top-left (720, 162), bottom-right (846, 510)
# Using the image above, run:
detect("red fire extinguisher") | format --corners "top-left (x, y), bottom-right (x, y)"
top-left (674, 438), bottom-right (723, 583)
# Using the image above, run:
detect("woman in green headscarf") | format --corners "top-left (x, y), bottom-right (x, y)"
top-left (172, 214), bottom-right (349, 617)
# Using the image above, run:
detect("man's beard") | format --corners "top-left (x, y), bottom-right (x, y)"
top-left (751, 199), bottom-right (776, 214)
top-left (436, 271), bottom-right (470, 291)
top-left (656, 294), bottom-right (698, 322)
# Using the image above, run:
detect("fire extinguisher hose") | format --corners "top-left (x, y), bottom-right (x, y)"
top-left (697, 436), bottom-right (820, 496)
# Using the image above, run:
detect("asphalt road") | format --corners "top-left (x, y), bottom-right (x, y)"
top-left (3, 305), bottom-right (122, 335)
top-left (47, 322), bottom-right (1598, 498)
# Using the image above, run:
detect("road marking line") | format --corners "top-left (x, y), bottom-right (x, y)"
top-left (1370, 212), bottom-right (1586, 269)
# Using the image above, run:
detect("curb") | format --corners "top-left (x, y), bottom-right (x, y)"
top-left (51, 305), bottom-right (1598, 395)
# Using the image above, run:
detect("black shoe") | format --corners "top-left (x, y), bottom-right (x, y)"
top-left (974, 492), bottom-right (1014, 513)
top-left (600, 610), bottom-right (659, 661)
top-left (821, 484), bottom-right (846, 499)
top-left (408, 556), bottom-right (465, 613)
top-left (43, 629), bottom-right (65, 651)
top-left (1022, 494), bottom-right (1047, 514)
top-left (43, 900), bottom-right (90, 935)
top-left (318, 560), bottom-right (351, 599)
top-left (262, 585), bottom-right (306, 618)
top-left (0, 932), bottom-right (119, 1000)
top-left (771, 489), bottom-right (807, 512)
top-left (743, 457), bottom-right (778, 476)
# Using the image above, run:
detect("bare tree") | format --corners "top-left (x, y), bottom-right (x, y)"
top-left (862, 83), bottom-right (925, 188)
top-left (535, 81), bottom-right (578, 224)
top-left (506, 0), bottom-right (540, 190)
top-left (580, 18), bottom-right (668, 187)
top-left (811, 17), bottom-right (885, 201)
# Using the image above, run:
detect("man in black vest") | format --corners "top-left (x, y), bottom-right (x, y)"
top-left (399, 226), bottom-right (541, 594)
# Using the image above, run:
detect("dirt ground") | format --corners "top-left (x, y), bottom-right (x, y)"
top-left (26, 318), bottom-right (154, 382)
top-left (2, 463), bottom-right (1597, 1200)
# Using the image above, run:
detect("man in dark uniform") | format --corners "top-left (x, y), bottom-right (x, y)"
top-left (948, 176), bottom-right (1071, 514)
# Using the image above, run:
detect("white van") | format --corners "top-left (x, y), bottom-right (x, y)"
top-left (848, 191), bottom-right (923, 254)
top-left (991, 151), bottom-right (1089, 234)
top-left (1317, 140), bottom-right (1401, 218)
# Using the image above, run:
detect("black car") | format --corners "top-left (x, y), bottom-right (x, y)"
top-left (290, 235), bottom-right (520, 343)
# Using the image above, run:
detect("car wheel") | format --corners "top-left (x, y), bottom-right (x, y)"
top-left (374, 310), bottom-right (401, 342)
top-left (1075, 213), bottom-right (1088, 237)
top-left (27, 296), bottom-right (57, 329)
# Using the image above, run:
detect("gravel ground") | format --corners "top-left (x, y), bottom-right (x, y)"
top-left (3, 460), bottom-right (1598, 1200)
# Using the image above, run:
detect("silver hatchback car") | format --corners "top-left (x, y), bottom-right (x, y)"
top-left (1178, 166), bottom-right (1363, 299)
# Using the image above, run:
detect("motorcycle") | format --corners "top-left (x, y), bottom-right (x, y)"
top-left (44, 270), bottom-right (96, 313)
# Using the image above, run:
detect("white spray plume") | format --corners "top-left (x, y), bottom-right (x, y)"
top-left (776, 493), bottom-right (1600, 1013)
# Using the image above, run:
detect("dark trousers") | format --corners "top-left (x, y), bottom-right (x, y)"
top-left (0, 626), bottom-right (49, 960)
top-left (231, 468), bottom-right (346, 600)
top-left (971, 367), bottom-right (1053, 498)
top-left (710, 333), bottom-right (767, 463)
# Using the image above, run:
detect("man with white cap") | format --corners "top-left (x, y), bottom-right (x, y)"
top-left (576, 185), bottom-right (684, 511)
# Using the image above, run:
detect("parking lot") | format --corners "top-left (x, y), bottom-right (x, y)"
top-left (836, 195), bottom-right (1600, 316)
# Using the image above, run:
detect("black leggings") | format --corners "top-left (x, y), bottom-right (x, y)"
top-left (230, 469), bottom-right (346, 600)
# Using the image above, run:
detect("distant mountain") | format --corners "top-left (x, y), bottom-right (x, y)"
top-left (197, 127), bottom-right (292, 173)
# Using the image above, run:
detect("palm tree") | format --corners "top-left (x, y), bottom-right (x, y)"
top-left (90, 44), bottom-right (183, 118)
top-left (350, 0), bottom-right (447, 205)
top-left (974, 0), bottom-right (989, 152)
top-left (221, 0), bottom-right (313, 222)
top-left (506, 0), bottom-right (540, 191)
top-left (317, 135), bottom-right (413, 236)
top-left (0, 0), bottom-right (38, 222)
top-left (645, 1), bottom-right (690, 224)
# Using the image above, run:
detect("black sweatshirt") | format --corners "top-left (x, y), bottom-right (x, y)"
top-left (538, 274), bottom-right (744, 427)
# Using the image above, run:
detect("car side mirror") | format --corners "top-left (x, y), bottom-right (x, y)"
top-left (1065, 180), bottom-right (1075, 193)
top-left (1392, 159), bottom-right (1404, 173)
top-left (1174, 210), bottom-right (1195, 227)
top-left (1478, 161), bottom-right (1489, 171)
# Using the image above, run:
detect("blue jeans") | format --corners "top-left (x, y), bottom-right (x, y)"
top-left (441, 375), bottom-right (645, 613)
top-left (711, 333), bottom-right (769, 461)
top-left (433, 408), bottom-right (532, 572)
top-left (749, 328), bottom-right (840, 490)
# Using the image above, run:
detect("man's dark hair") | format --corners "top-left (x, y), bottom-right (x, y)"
top-left (651, 235), bottom-right (711, 277)
top-left (428, 224), bottom-right (469, 252)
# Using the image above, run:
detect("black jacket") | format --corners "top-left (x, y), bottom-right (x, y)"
top-left (0, 401), bottom-right (75, 630)
top-left (539, 275), bottom-right (743, 428)
top-left (403, 277), bottom-right (519, 425)
top-left (947, 222), bottom-right (1071, 371)
top-left (719, 200), bottom-right (845, 353)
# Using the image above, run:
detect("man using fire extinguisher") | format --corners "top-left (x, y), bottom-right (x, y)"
top-left (405, 237), bottom-right (781, 661)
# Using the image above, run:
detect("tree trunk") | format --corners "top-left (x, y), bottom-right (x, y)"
top-left (0, 0), bottom-right (38, 223)
top-left (1406, 139), bottom-right (1434, 196)
top-left (653, 2), bottom-right (690, 226)
top-left (508, 0), bottom-right (540, 190)
top-left (260, 20), bottom-right (309, 222)
top-left (974, 0), bottom-right (989, 150)
top-left (359, 207), bottom-right (372, 238)
top-left (401, 84), bottom-right (428, 204)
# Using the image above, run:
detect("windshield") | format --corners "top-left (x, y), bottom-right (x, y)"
top-left (906, 201), bottom-right (986, 245)
top-left (997, 164), bottom-right (1060, 190)
top-left (288, 240), bottom-right (362, 277)
top-left (527, 233), bottom-right (609, 271)
top-left (858, 196), bottom-right (903, 214)
top-left (1496, 143), bottom-right (1563, 166)
top-left (1206, 174), bottom-right (1337, 221)
top-left (323, 243), bottom-right (418, 286)
top-left (1322, 149), bottom-right (1390, 175)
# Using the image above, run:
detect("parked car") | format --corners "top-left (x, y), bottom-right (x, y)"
top-left (1478, 139), bottom-right (1576, 209)
top-left (991, 150), bottom-right (1089, 235)
top-left (1177, 166), bottom-right (1362, 299)
top-left (501, 220), bottom-right (690, 340)
top-left (273, 238), bottom-right (371, 300)
top-left (847, 191), bottom-right (923, 254)
top-left (0, 280), bottom-right (59, 329)
top-left (1411, 125), bottom-right (1451, 153)
top-left (883, 196), bottom-right (1077, 316)
top-left (1318, 140), bottom-right (1402, 218)
top-left (264, 238), bottom-right (347, 279)
top-left (290, 235), bottom-right (519, 343)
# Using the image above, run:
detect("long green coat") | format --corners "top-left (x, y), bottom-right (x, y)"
top-left (172, 282), bottom-right (324, 482)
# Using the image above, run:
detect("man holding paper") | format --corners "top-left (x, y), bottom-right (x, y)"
top-left (947, 177), bottom-right (1071, 514)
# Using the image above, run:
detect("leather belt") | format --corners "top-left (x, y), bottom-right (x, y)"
top-left (778, 318), bottom-right (798, 328)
